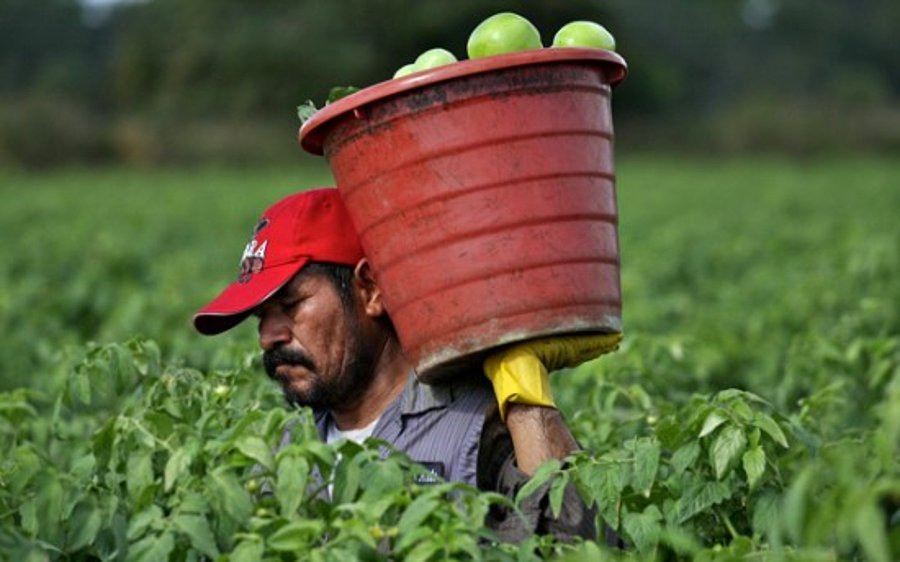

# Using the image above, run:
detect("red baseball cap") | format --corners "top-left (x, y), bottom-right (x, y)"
top-left (193, 187), bottom-right (365, 335)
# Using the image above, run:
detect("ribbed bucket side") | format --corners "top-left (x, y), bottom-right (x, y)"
top-left (314, 57), bottom-right (623, 381)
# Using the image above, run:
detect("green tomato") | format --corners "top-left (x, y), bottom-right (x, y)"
top-left (254, 507), bottom-right (275, 518)
top-left (552, 21), bottom-right (616, 51)
top-left (393, 63), bottom-right (416, 79)
top-left (413, 48), bottom-right (458, 71)
top-left (466, 12), bottom-right (542, 59)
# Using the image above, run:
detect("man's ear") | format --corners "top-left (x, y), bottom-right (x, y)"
top-left (353, 259), bottom-right (385, 317)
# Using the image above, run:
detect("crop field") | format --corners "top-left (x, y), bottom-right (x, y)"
top-left (1, 155), bottom-right (898, 560)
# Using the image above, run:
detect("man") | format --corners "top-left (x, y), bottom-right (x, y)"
top-left (194, 187), bottom-right (603, 542)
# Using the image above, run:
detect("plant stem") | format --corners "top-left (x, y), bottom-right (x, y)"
top-left (716, 506), bottom-right (740, 539)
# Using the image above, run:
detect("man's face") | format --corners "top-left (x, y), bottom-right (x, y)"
top-left (255, 268), bottom-right (380, 410)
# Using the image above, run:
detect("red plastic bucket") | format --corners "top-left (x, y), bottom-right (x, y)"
top-left (300, 48), bottom-right (627, 382)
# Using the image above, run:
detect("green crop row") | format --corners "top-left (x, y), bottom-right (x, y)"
top-left (1, 155), bottom-right (898, 560)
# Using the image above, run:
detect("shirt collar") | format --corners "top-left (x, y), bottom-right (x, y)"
top-left (400, 370), bottom-right (452, 416)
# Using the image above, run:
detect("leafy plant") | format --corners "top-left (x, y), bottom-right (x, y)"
top-left (1, 156), bottom-right (898, 559)
top-left (297, 86), bottom-right (361, 126)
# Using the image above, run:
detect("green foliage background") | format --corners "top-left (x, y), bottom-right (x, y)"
top-left (1, 155), bottom-right (898, 559)
top-left (2, 0), bottom-right (899, 166)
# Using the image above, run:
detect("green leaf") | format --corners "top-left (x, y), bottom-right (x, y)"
top-left (631, 437), bottom-right (661, 495)
top-left (126, 531), bottom-right (175, 562)
top-left (741, 445), bottom-right (766, 490)
top-left (709, 424), bottom-right (747, 479)
top-left (130, 338), bottom-right (161, 376)
top-left (267, 520), bottom-right (324, 551)
top-left (275, 454), bottom-right (309, 518)
top-left (515, 459), bottom-right (561, 505)
top-left (91, 419), bottom-right (116, 471)
top-left (728, 535), bottom-right (755, 556)
top-left (398, 496), bottom-right (439, 535)
top-left (783, 467), bottom-right (813, 543)
top-left (573, 471), bottom-right (596, 507)
top-left (66, 500), bottom-right (103, 551)
top-left (565, 541), bottom-right (603, 560)
top-left (68, 370), bottom-right (91, 406)
top-left (405, 538), bottom-right (441, 562)
top-left (360, 460), bottom-right (404, 501)
top-left (751, 491), bottom-right (779, 537)
top-left (172, 513), bottom-right (219, 558)
top-left (160, 396), bottom-right (182, 420)
top-left (748, 427), bottom-right (761, 448)
top-left (209, 468), bottom-right (253, 524)
top-left (622, 505), bottom-right (663, 553)
top-left (127, 451), bottom-right (154, 501)
top-left (395, 525), bottom-right (432, 553)
top-left (297, 100), bottom-right (317, 124)
top-left (753, 412), bottom-right (789, 448)
top-left (729, 398), bottom-right (755, 424)
top-left (70, 453), bottom-right (96, 482)
top-left (230, 537), bottom-right (264, 562)
top-left (676, 480), bottom-right (732, 523)
top-left (235, 436), bottom-right (274, 470)
top-left (854, 502), bottom-right (891, 562)
top-left (164, 446), bottom-right (194, 492)
top-left (326, 86), bottom-right (360, 104)
top-left (549, 473), bottom-right (570, 518)
top-left (0, 391), bottom-right (37, 421)
top-left (333, 454), bottom-right (361, 505)
top-left (20, 499), bottom-right (37, 536)
top-left (35, 476), bottom-right (64, 543)
top-left (627, 384), bottom-right (653, 411)
top-left (127, 505), bottom-right (164, 541)
top-left (656, 526), bottom-right (702, 556)
top-left (584, 459), bottom-right (627, 529)
top-left (177, 492), bottom-right (210, 515)
top-left (306, 441), bottom-right (337, 473)
top-left (671, 441), bottom-right (701, 475)
top-left (698, 410), bottom-right (728, 438)
top-left (9, 446), bottom-right (42, 496)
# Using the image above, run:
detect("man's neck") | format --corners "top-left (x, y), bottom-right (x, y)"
top-left (330, 337), bottom-right (411, 430)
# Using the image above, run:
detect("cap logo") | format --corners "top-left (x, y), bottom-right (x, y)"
top-left (238, 239), bottom-right (268, 284)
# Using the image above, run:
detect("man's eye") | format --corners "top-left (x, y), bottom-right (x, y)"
top-left (281, 299), bottom-right (301, 311)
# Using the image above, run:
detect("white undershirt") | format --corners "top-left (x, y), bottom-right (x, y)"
top-left (325, 417), bottom-right (380, 500)
top-left (325, 416), bottom-right (380, 444)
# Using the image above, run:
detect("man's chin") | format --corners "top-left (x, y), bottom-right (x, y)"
top-left (280, 383), bottom-right (327, 410)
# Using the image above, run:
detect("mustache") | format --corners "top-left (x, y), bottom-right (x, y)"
top-left (262, 346), bottom-right (316, 379)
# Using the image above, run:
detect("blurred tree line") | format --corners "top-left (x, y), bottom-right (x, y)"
top-left (1, 0), bottom-right (898, 167)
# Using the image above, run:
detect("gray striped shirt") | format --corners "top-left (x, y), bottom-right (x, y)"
top-left (314, 372), bottom-right (495, 485)
top-left (293, 371), bottom-right (601, 544)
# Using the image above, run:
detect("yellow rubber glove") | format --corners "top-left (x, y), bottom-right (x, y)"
top-left (483, 332), bottom-right (623, 420)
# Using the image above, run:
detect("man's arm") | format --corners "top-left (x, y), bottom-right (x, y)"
top-left (478, 333), bottom-right (624, 544)
top-left (504, 404), bottom-right (578, 475)
top-left (476, 402), bottom-right (599, 544)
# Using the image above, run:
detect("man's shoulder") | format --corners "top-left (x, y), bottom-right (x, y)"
top-left (375, 370), bottom-right (492, 485)
top-left (444, 372), bottom-right (495, 409)
top-left (399, 370), bottom-right (493, 417)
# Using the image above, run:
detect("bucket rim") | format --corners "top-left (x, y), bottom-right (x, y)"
top-left (298, 47), bottom-right (627, 156)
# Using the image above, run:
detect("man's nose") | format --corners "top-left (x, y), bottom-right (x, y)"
top-left (258, 312), bottom-right (292, 351)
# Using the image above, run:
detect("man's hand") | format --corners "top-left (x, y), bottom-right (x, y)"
top-left (483, 332), bottom-right (622, 420)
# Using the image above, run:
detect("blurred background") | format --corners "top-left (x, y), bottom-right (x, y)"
top-left (1, 0), bottom-right (898, 393)
top-left (3, 0), bottom-right (899, 169)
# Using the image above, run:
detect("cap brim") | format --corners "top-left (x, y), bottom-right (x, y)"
top-left (193, 258), bottom-right (309, 335)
